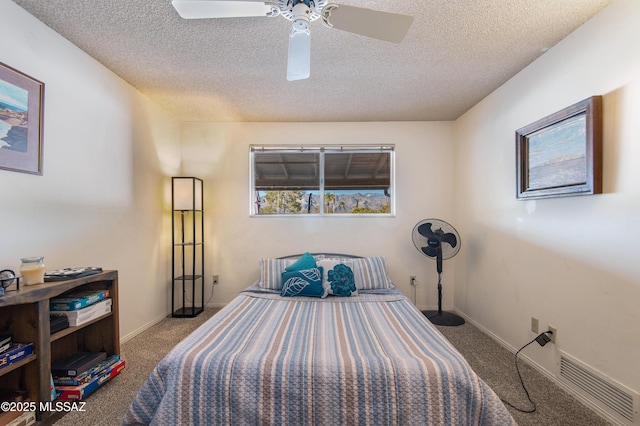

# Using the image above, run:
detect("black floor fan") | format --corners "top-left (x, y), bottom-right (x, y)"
top-left (412, 219), bottom-right (465, 326)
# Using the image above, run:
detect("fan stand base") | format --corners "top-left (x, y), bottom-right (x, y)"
top-left (422, 310), bottom-right (465, 326)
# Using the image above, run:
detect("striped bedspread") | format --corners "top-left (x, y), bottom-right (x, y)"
top-left (122, 287), bottom-right (515, 425)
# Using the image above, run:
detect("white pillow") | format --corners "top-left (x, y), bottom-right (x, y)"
top-left (259, 258), bottom-right (295, 290)
top-left (351, 256), bottom-right (394, 290)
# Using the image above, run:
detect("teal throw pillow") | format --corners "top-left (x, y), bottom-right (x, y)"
top-left (281, 267), bottom-right (326, 298)
top-left (284, 252), bottom-right (317, 272)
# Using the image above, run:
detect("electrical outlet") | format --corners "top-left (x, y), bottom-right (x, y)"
top-left (410, 276), bottom-right (416, 286)
top-left (213, 275), bottom-right (219, 285)
top-left (548, 325), bottom-right (557, 344)
top-left (531, 317), bottom-right (539, 334)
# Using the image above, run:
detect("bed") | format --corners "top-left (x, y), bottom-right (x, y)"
top-left (122, 254), bottom-right (515, 425)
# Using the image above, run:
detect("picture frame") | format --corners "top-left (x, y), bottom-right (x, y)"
top-left (0, 62), bottom-right (45, 175)
top-left (516, 96), bottom-right (602, 200)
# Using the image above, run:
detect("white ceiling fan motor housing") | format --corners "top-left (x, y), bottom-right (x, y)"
top-left (291, 2), bottom-right (311, 32)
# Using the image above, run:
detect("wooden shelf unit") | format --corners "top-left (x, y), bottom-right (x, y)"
top-left (0, 271), bottom-right (119, 424)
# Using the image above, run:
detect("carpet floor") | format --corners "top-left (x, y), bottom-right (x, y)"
top-left (52, 308), bottom-right (611, 425)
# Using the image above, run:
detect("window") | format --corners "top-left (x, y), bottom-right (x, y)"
top-left (250, 145), bottom-right (394, 216)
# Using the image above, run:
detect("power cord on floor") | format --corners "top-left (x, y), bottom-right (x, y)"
top-left (501, 330), bottom-right (554, 413)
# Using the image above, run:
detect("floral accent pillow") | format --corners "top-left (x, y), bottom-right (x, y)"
top-left (280, 267), bottom-right (326, 298)
top-left (318, 259), bottom-right (357, 297)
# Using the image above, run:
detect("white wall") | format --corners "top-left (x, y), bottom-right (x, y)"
top-left (0, 1), bottom-right (181, 340)
top-left (453, 0), bottom-right (640, 396)
top-left (180, 122), bottom-right (456, 308)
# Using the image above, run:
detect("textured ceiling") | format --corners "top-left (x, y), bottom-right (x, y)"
top-left (12, 0), bottom-right (611, 122)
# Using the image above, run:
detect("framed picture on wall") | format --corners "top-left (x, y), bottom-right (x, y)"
top-left (515, 96), bottom-right (602, 200)
top-left (0, 62), bottom-right (45, 175)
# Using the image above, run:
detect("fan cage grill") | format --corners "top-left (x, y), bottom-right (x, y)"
top-left (412, 219), bottom-right (461, 260)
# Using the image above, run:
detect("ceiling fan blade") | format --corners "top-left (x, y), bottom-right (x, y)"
top-left (287, 29), bottom-right (311, 81)
top-left (323, 4), bottom-right (413, 43)
top-left (172, 0), bottom-right (274, 19)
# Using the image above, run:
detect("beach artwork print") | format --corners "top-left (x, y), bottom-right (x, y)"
top-left (526, 115), bottom-right (587, 190)
top-left (516, 96), bottom-right (602, 200)
top-left (0, 62), bottom-right (44, 175)
top-left (0, 79), bottom-right (29, 152)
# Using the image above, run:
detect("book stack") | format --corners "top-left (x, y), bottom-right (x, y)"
top-left (52, 353), bottom-right (125, 401)
top-left (50, 289), bottom-right (111, 327)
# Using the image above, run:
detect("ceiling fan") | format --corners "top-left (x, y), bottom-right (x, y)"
top-left (171, 0), bottom-right (414, 81)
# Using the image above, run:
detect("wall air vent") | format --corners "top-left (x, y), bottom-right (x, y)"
top-left (559, 351), bottom-right (638, 425)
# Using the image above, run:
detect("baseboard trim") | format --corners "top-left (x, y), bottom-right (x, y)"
top-left (453, 309), bottom-right (626, 426)
top-left (120, 312), bottom-right (168, 344)
top-left (120, 303), bottom-right (229, 344)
